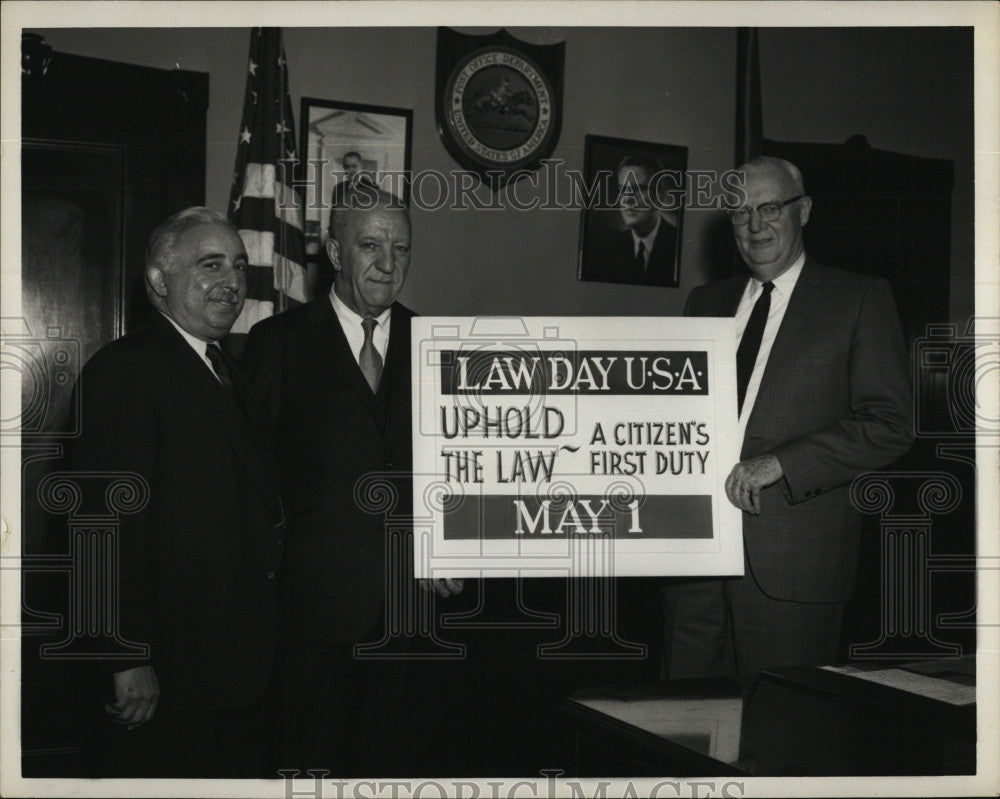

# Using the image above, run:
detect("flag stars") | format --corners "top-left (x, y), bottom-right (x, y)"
top-left (240, 127), bottom-right (252, 144)
top-left (275, 121), bottom-right (290, 136)
top-left (232, 195), bottom-right (242, 213)
top-left (248, 59), bottom-right (258, 76)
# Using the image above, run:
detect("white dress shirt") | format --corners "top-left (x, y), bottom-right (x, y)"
top-left (160, 311), bottom-right (221, 380)
top-left (631, 216), bottom-right (662, 269)
top-left (734, 253), bottom-right (806, 445)
top-left (329, 286), bottom-right (391, 364)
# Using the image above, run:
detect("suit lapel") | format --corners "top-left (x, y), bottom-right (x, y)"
top-left (721, 277), bottom-right (748, 316)
top-left (151, 314), bottom-right (274, 506)
top-left (744, 258), bottom-right (823, 431)
top-left (378, 304), bottom-right (409, 402)
top-left (311, 298), bottom-right (382, 418)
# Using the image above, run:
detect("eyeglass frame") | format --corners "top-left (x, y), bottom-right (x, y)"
top-left (727, 195), bottom-right (805, 226)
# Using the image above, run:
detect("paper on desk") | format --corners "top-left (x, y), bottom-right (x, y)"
top-left (821, 665), bottom-right (975, 705)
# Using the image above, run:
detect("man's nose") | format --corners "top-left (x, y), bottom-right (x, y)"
top-left (221, 262), bottom-right (244, 289)
top-left (747, 208), bottom-right (766, 232)
top-left (373, 247), bottom-right (395, 273)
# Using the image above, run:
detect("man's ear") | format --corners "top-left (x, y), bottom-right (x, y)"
top-left (798, 196), bottom-right (813, 226)
top-left (325, 237), bottom-right (341, 272)
top-left (147, 265), bottom-right (169, 298)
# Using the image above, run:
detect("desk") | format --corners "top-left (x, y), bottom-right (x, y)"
top-left (561, 659), bottom-right (975, 776)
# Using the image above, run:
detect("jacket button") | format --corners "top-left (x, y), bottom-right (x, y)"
top-left (266, 571), bottom-right (276, 580)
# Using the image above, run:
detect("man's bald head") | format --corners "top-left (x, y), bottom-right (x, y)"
top-left (327, 184), bottom-right (407, 242)
top-left (738, 156), bottom-right (806, 197)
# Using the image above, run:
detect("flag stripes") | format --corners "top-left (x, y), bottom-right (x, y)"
top-left (228, 27), bottom-right (307, 336)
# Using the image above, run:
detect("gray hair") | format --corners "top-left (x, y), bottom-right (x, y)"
top-left (144, 207), bottom-right (239, 307)
top-left (146, 207), bottom-right (238, 273)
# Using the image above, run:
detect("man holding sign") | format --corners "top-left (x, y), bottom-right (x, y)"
top-left (662, 157), bottom-right (913, 679)
top-left (243, 186), bottom-right (461, 772)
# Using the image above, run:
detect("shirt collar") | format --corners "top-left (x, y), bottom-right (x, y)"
top-left (329, 285), bottom-right (391, 329)
top-left (160, 311), bottom-right (213, 354)
top-left (631, 215), bottom-right (662, 252)
top-left (752, 251), bottom-right (806, 294)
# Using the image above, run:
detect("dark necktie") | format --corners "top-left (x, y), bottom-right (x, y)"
top-left (360, 317), bottom-right (383, 393)
top-left (736, 281), bottom-right (775, 415)
top-left (205, 341), bottom-right (234, 390)
top-left (633, 241), bottom-right (646, 276)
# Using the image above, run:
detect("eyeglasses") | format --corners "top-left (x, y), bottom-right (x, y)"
top-left (727, 195), bottom-right (804, 226)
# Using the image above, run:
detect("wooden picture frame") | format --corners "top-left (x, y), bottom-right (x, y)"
top-left (299, 97), bottom-right (413, 268)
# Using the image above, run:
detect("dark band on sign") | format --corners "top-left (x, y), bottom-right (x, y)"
top-left (439, 350), bottom-right (709, 395)
top-left (442, 494), bottom-right (713, 539)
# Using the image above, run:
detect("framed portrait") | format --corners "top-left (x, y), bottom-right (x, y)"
top-left (578, 134), bottom-right (688, 287)
top-left (299, 97), bottom-right (413, 268)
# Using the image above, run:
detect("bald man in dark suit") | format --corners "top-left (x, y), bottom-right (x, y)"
top-left (243, 187), bottom-right (461, 774)
top-left (662, 157), bottom-right (913, 679)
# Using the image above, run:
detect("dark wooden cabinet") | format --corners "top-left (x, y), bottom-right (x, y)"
top-left (762, 134), bottom-right (954, 347)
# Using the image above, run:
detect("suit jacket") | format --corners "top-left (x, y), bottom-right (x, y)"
top-left (67, 312), bottom-right (284, 709)
top-left (242, 298), bottom-right (414, 645)
top-left (595, 220), bottom-right (678, 284)
top-left (684, 259), bottom-right (913, 602)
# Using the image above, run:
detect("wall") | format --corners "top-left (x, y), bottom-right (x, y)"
top-left (38, 26), bottom-right (975, 323)
top-left (759, 27), bottom-right (975, 325)
top-left (37, 26), bottom-right (734, 319)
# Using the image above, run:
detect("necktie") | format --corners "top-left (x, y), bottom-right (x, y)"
top-left (205, 341), bottom-right (234, 390)
top-left (736, 281), bottom-right (775, 415)
top-left (634, 241), bottom-right (647, 276)
top-left (359, 317), bottom-right (383, 393)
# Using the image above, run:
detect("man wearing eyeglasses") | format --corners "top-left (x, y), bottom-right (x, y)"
top-left (661, 156), bottom-right (913, 680)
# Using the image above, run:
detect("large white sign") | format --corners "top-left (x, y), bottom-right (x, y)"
top-left (412, 317), bottom-right (743, 578)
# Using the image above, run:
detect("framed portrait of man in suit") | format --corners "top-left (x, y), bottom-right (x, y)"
top-left (578, 134), bottom-right (687, 287)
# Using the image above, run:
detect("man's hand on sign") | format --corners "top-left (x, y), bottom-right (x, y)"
top-left (724, 454), bottom-right (783, 515)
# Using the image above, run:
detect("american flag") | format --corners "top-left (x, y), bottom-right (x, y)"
top-left (228, 27), bottom-right (307, 334)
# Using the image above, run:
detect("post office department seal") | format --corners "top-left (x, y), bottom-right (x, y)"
top-left (436, 28), bottom-right (565, 188)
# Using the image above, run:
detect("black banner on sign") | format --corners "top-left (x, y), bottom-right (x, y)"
top-left (439, 350), bottom-right (709, 395)
top-left (442, 494), bottom-right (713, 540)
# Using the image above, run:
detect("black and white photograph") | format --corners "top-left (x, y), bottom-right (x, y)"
top-left (2, 3), bottom-right (998, 798)
top-left (578, 134), bottom-right (687, 287)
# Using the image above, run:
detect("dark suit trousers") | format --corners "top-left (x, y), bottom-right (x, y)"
top-left (662, 560), bottom-right (844, 680)
top-left (87, 694), bottom-right (269, 777)
top-left (271, 641), bottom-right (409, 777)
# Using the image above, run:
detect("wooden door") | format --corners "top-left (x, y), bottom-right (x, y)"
top-left (19, 45), bottom-right (209, 775)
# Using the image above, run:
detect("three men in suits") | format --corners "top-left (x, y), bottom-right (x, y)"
top-left (662, 157), bottom-right (913, 679)
top-left (243, 186), bottom-right (461, 773)
top-left (69, 207), bottom-right (284, 776)
top-left (595, 154), bottom-right (680, 284)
